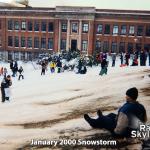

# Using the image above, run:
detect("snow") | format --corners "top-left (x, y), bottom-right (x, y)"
top-left (0, 58), bottom-right (149, 149)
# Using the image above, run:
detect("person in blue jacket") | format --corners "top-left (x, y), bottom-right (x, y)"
top-left (84, 87), bottom-right (147, 137)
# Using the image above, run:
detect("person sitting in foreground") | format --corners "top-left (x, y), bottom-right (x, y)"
top-left (84, 87), bottom-right (147, 137)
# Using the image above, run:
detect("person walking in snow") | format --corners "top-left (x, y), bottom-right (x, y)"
top-left (99, 59), bottom-right (108, 76)
top-left (56, 60), bottom-right (62, 73)
top-left (1, 75), bottom-right (12, 102)
top-left (140, 51), bottom-right (147, 66)
top-left (125, 52), bottom-right (130, 66)
top-left (111, 53), bottom-right (116, 67)
top-left (41, 61), bottom-right (46, 75)
top-left (18, 66), bottom-right (24, 80)
top-left (84, 87), bottom-right (147, 137)
top-left (120, 52), bottom-right (124, 65)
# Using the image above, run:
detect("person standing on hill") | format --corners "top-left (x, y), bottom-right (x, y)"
top-left (18, 66), bottom-right (24, 80)
top-left (1, 75), bottom-right (12, 102)
top-left (99, 59), bottom-right (108, 76)
top-left (41, 61), bottom-right (46, 75)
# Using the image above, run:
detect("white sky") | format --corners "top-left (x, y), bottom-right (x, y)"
top-left (30, 0), bottom-right (150, 10)
top-left (0, 0), bottom-right (150, 10)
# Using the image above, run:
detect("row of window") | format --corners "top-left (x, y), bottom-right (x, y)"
top-left (8, 36), bottom-right (53, 49)
top-left (96, 24), bottom-right (150, 36)
top-left (7, 20), bottom-right (89, 33)
top-left (8, 20), bottom-right (54, 32)
top-left (95, 41), bottom-right (150, 52)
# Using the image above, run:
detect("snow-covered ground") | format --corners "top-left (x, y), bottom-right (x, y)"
top-left (0, 58), bottom-right (150, 150)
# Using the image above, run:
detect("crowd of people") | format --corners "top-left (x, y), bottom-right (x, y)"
top-left (0, 50), bottom-right (150, 103)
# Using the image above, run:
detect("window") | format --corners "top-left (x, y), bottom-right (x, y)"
top-left (111, 42), bottom-right (117, 52)
top-left (128, 43), bottom-right (133, 53)
top-left (34, 21), bottom-right (39, 31)
top-left (41, 22), bottom-right (46, 32)
top-left (61, 23), bottom-right (67, 32)
top-left (20, 52), bottom-right (25, 60)
top-left (21, 21), bottom-right (26, 30)
top-left (28, 21), bottom-right (33, 31)
top-left (48, 22), bottom-right (53, 32)
top-left (113, 25), bottom-right (118, 35)
top-left (104, 24), bottom-right (110, 34)
top-left (82, 23), bottom-right (88, 33)
top-left (0, 20), bottom-right (1, 30)
top-left (14, 52), bottom-right (19, 60)
top-left (121, 25), bottom-right (127, 35)
top-left (97, 24), bottom-right (103, 34)
top-left (0, 36), bottom-right (2, 46)
top-left (119, 42), bottom-right (125, 52)
top-left (14, 36), bottom-right (19, 47)
top-left (146, 26), bottom-right (150, 36)
top-left (136, 43), bottom-right (142, 51)
top-left (48, 38), bottom-right (53, 49)
top-left (82, 40), bottom-right (88, 51)
top-left (21, 37), bottom-right (25, 47)
top-left (103, 41), bottom-right (109, 52)
top-left (60, 39), bottom-right (66, 50)
top-left (144, 44), bottom-right (150, 51)
top-left (27, 37), bottom-right (32, 48)
top-left (8, 36), bottom-right (13, 46)
top-left (129, 26), bottom-right (135, 36)
top-left (34, 37), bottom-right (39, 48)
top-left (95, 41), bottom-right (101, 51)
top-left (14, 21), bottom-right (19, 30)
top-left (72, 23), bottom-right (78, 33)
top-left (137, 26), bottom-right (144, 36)
top-left (8, 20), bottom-right (13, 30)
top-left (41, 38), bottom-right (46, 48)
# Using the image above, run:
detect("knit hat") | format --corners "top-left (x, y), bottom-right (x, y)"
top-left (126, 87), bottom-right (138, 100)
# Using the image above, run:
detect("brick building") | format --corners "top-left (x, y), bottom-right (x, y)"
top-left (0, 6), bottom-right (150, 60)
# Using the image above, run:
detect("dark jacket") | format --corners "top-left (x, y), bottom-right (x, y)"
top-left (114, 101), bottom-right (147, 136)
top-left (101, 59), bottom-right (108, 69)
top-left (1, 78), bottom-right (12, 89)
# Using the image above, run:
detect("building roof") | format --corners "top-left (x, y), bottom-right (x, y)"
top-left (28, 0), bottom-right (150, 11)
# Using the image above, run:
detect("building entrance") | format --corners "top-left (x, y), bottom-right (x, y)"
top-left (71, 40), bottom-right (77, 51)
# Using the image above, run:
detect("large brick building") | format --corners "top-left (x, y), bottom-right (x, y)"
top-left (0, 6), bottom-right (150, 60)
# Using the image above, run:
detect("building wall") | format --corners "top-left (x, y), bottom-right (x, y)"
top-left (0, 7), bottom-right (150, 60)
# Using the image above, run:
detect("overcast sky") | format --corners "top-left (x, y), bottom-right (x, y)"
top-left (30, 0), bottom-right (150, 10)
top-left (0, 0), bottom-right (150, 10)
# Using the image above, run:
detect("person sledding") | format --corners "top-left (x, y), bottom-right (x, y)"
top-left (84, 87), bottom-right (147, 137)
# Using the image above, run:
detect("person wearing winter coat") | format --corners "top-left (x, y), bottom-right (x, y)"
top-left (50, 61), bottom-right (56, 73)
top-left (84, 87), bottom-right (147, 137)
top-left (120, 52), bottom-right (124, 65)
top-left (99, 59), bottom-right (108, 76)
top-left (111, 53), bottom-right (116, 67)
top-left (41, 61), bottom-right (46, 75)
top-left (140, 51), bottom-right (147, 66)
top-left (125, 53), bottom-right (130, 66)
top-left (18, 66), bottom-right (24, 80)
top-left (10, 60), bottom-right (13, 71)
top-left (1, 75), bottom-right (12, 102)
top-left (56, 60), bottom-right (62, 73)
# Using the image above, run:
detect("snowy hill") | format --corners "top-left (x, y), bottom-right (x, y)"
top-left (0, 60), bottom-right (149, 149)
